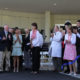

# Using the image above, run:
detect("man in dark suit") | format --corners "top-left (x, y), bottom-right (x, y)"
top-left (76, 20), bottom-right (80, 74)
top-left (0, 25), bottom-right (13, 72)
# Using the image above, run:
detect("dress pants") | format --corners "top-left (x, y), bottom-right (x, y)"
top-left (10, 56), bottom-right (13, 71)
top-left (32, 47), bottom-right (40, 72)
top-left (24, 48), bottom-right (31, 69)
top-left (52, 57), bottom-right (62, 72)
top-left (0, 49), bottom-right (10, 71)
top-left (77, 47), bottom-right (80, 73)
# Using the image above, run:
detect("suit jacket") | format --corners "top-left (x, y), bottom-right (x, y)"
top-left (76, 36), bottom-right (80, 48)
top-left (0, 31), bottom-right (13, 51)
top-left (23, 33), bottom-right (31, 51)
top-left (76, 35), bottom-right (80, 55)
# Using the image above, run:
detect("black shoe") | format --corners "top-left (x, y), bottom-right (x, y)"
top-left (33, 71), bottom-right (38, 74)
top-left (53, 70), bottom-right (58, 72)
top-left (64, 70), bottom-right (69, 74)
top-left (31, 71), bottom-right (39, 75)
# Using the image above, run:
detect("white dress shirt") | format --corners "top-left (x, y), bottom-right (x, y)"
top-left (30, 30), bottom-right (40, 47)
top-left (4, 30), bottom-right (8, 38)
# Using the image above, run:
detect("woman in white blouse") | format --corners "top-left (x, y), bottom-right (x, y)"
top-left (50, 26), bottom-right (62, 72)
top-left (30, 23), bottom-right (42, 74)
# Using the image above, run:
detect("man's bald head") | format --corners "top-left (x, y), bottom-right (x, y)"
top-left (4, 25), bottom-right (9, 31)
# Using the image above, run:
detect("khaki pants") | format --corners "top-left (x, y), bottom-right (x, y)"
top-left (0, 49), bottom-right (10, 71)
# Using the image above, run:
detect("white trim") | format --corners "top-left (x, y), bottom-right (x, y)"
top-left (55, 24), bottom-right (77, 26)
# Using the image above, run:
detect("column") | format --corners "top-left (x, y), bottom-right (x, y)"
top-left (45, 11), bottom-right (51, 42)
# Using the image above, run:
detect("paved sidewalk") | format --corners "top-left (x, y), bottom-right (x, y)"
top-left (60, 72), bottom-right (80, 79)
top-left (0, 71), bottom-right (79, 80)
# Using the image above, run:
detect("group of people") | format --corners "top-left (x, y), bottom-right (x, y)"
top-left (50, 20), bottom-right (80, 76)
top-left (0, 20), bottom-right (80, 76)
top-left (0, 23), bottom-right (43, 74)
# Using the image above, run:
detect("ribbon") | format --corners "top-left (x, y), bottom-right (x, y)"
top-left (61, 55), bottom-right (80, 70)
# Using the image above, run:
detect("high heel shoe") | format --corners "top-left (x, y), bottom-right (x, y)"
top-left (74, 73), bottom-right (77, 76)
top-left (68, 72), bottom-right (73, 75)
